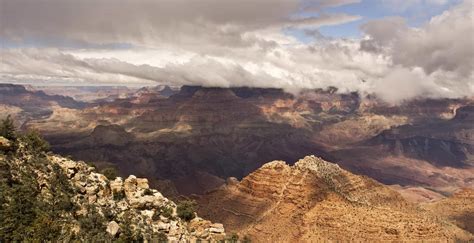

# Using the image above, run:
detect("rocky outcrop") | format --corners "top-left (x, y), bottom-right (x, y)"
top-left (0, 136), bottom-right (226, 242)
top-left (51, 155), bottom-right (227, 241)
top-left (197, 156), bottom-right (473, 242)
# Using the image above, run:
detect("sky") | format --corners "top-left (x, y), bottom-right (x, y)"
top-left (0, 0), bottom-right (473, 102)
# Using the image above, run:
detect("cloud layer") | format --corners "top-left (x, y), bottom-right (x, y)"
top-left (1, 0), bottom-right (473, 102)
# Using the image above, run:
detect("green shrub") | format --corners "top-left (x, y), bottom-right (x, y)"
top-left (103, 207), bottom-right (115, 221)
top-left (228, 233), bottom-right (239, 243)
top-left (0, 115), bottom-right (17, 141)
top-left (176, 200), bottom-right (196, 221)
top-left (143, 188), bottom-right (153, 196)
top-left (0, 115), bottom-right (18, 153)
top-left (113, 189), bottom-right (126, 201)
top-left (101, 167), bottom-right (118, 180)
top-left (152, 232), bottom-right (168, 243)
top-left (117, 213), bottom-right (142, 242)
top-left (22, 130), bottom-right (50, 153)
top-left (85, 161), bottom-right (97, 170)
top-left (153, 206), bottom-right (173, 220)
top-left (77, 205), bottom-right (109, 241)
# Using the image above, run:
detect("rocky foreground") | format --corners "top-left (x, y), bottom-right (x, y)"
top-left (197, 156), bottom-right (474, 242)
top-left (0, 135), bottom-right (226, 242)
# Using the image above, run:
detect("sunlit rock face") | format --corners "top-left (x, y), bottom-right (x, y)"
top-left (366, 105), bottom-right (474, 167)
top-left (196, 156), bottom-right (474, 242)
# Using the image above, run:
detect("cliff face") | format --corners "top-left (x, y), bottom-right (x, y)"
top-left (0, 136), bottom-right (226, 242)
top-left (367, 105), bottom-right (474, 168)
top-left (197, 156), bottom-right (473, 242)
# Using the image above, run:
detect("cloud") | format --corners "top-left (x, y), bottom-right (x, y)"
top-left (301, 0), bottom-right (361, 11)
top-left (288, 13), bottom-right (362, 28)
top-left (358, 0), bottom-right (474, 102)
top-left (361, 0), bottom-right (474, 77)
top-left (0, 0), bottom-right (360, 48)
top-left (0, 48), bottom-right (278, 87)
top-left (0, 0), bottom-right (473, 103)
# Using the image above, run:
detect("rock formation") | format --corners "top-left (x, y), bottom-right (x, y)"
top-left (197, 156), bottom-right (473, 242)
top-left (0, 135), bottom-right (226, 242)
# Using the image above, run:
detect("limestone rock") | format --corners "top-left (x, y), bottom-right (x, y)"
top-left (226, 177), bottom-right (239, 186)
top-left (209, 223), bottom-right (225, 234)
top-left (0, 142), bottom-right (227, 242)
top-left (155, 222), bottom-right (171, 232)
top-left (106, 221), bottom-right (120, 237)
top-left (110, 177), bottom-right (123, 192)
top-left (136, 178), bottom-right (149, 189)
top-left (0, 136), bottom-right (11, 149)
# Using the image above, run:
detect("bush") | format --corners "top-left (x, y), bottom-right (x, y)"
top-left (117, 213), bottom-right (142, 242)
top-left (228, 233), bottom-right (239, 243)
top-left (0, 115), bottom-right (17, 141)
top-left (152, 232), bottom-right (168, 243)
top-left (0, 115), bottom-right (18, 153)
top-left (22, 130), bottom-right (50, 153)
top-left (153, 206), bottom-right (173, 220)
top-left (103, 207), bottom-right (115, 221)
top-left (101, 167), bottom-right (118, 180)
top-left (143, 188), bottom-right (153, 196)
top-left (113, 189), bottom-right (126, 201)
top-left (176, 200), bottom-right (196, 221)
top-left (77, 205), bottom-right (109, 241)
top-left (85, 161), bottom-right (97, 170)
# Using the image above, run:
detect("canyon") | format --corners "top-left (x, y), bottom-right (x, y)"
top-left (1, 83), bottom-right (473, 241)
top-left (1, 83), bottom-right (473, 198)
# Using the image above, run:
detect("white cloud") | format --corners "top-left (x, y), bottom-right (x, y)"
top-left (0, 0), bottom-right (360, 48)
top-left (0, 0), bottom-right (473, 103)
top-left (362, 0), bottom-right (473, 77)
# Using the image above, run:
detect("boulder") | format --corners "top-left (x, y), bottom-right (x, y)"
top-left (0, 136), bottom-right (11, 150)
top-left (209, 223), bottom-right (225, 234)
top-left (85, 185), bottom-right (98, 195)
top-left (136, 178), bottom-right (149, 189)
top-left (124, 175), bottom-right (138, 197)
top-left (156, 222), bottom-right (171, 232)
top-left (110, 177), bottom-right (124, 192)
top-left (226, 177), bottom-right (239, 186)
top-left (106, 221), bottom-right (120, 237)
top-left (116, 200), bottom-right (129, 211)
top-left (141, 209), bottom-right (154, 219)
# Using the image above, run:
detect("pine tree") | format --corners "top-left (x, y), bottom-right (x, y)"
top-left (0, 115), bottom-right (17, 141)
top-left (22, 130), bottom-right (50, 153)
